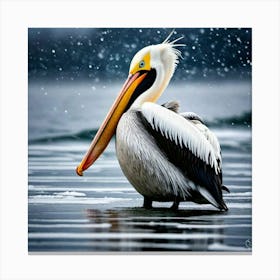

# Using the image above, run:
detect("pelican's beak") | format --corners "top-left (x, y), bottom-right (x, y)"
top-left (76, 71), bottom-right (147, 176)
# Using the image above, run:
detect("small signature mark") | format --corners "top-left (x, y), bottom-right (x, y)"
top-left (245, 239), bottom-right (252, 249)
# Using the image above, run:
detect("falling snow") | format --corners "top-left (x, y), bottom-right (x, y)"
top-left (29, 28), bottom-right (251, 82)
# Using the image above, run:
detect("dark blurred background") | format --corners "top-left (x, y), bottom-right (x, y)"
top-left (28, 28), bottom-right (251, 83)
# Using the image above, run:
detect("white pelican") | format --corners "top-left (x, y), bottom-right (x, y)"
top-left (76, 31), bottom-right (229, 211)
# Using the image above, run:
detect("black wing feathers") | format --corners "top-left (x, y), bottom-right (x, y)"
top-left (137, 110), bottom-right (227, 210)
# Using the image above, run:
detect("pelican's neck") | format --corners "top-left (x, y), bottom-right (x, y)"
top-left (130, 65), bottom-right (173, 109)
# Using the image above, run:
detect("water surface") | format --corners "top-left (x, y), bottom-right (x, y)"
top-left (28, 81), bottom-right (252, 252)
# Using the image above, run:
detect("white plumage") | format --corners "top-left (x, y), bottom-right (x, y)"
top-left (141, 102), bottom-right (220, 174)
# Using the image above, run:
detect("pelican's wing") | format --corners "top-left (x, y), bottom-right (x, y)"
top-left (161, 100), bottom-right (180, 113)
top-left (181, 112), bottom-right (222, 174)
top-left (139, 102), bottom-right (227, 210)
top-left (161, 102), bottom-right (219, 159)
top-left (180, 111), bottom-right (231, 195)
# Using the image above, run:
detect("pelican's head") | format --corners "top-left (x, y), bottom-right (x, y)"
top-left (126, 42), bottom-right (182, 108)
top-left (76, 31), bottom-right (184, 176)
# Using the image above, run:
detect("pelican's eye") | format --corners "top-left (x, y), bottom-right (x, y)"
top-left (139, 60), bottom-right (145, 68)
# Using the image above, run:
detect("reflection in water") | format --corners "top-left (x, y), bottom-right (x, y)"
top-left (86, 208), bottom-right (228, 251)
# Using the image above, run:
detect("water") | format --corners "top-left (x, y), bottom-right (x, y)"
top-left (28, 80), bottom-right (252, 252)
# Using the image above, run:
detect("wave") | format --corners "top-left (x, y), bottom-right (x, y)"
top-left (29, 111), bottom-right (251, 144)
top-left (29, 128), bottom-right (98, 144)
top-left (208, 111), bottom-right (251, 127)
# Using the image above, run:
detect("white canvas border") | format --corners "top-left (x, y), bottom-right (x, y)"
top-left (0, 0), bottom-right (280, 279)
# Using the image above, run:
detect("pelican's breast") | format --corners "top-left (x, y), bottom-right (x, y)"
top-left (116, 109), bottom-right (190, 201)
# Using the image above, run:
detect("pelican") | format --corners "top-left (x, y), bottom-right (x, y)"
top-left (76, 31), bottom-right (229, 211)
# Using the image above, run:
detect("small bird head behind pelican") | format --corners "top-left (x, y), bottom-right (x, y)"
top-left (76, 30), bottom-right (229, 211)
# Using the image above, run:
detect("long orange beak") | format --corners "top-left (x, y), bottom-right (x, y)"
top-left (76, 71), bottom-right (147, 176)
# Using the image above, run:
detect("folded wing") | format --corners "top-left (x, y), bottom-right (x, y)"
top-left (138, 102), bottom-right (227, 210)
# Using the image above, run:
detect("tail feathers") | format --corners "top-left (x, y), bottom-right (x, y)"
top-left (218, 200), bottom-right (228, 211)
top-left (222, 185), bottom-right (230, 193)
top-left (198, 186), bottom-right (228, 211)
